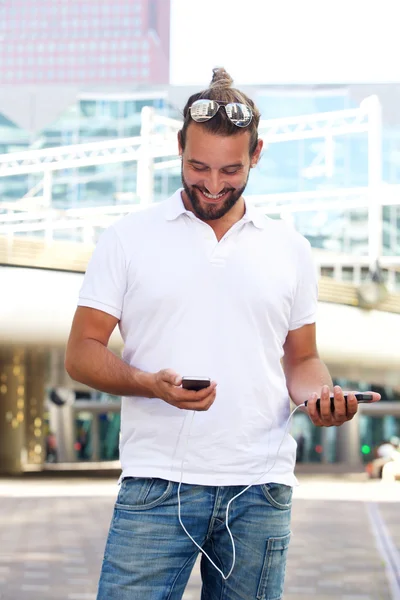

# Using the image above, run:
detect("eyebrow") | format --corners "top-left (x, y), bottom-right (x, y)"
top-left (187, 159), bottom-right (244, 169)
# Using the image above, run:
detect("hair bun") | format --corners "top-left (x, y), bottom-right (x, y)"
top-left (210, 67), bottom-right (233, 89)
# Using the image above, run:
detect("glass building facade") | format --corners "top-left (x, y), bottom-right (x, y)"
top-left (247, 88), bottom-right (400, 260)
top-left (0, 92), bottom-right (182, 209)
top-left (0, 113), bottom-right (30, 202)
top-left (0, 0), bottom-right (170, 85)
top-left (1, 84), bottom-right (400, 267)
top-left (32, 93), bottom-right (181, 209)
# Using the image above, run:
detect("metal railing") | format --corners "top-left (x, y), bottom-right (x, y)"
top-left (0, 234), bottom-right (94, 273)
top-left (1, 234), bottom-right (400, 314)
top-left (0, 95), bottom-right (389, 268)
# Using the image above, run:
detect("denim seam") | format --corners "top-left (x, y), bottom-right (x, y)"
top-left (205, 487), bottom-right (223, 540)
top-left (139, 478), bottom-right (154, 504)
top-left (256, 533), bottom-right (291, 600)
top-left (114, 480), bottom-right (174, 511)
top-left (256, 538), bottom-right (274, 600)
top-left (260, 485), bottom-right (293, 511)
top-left (200, 538), bottom-right (225, 600)
top-left (166, 549), bottom-right (199, 600)
top-left (211, 538), bottom-right (225, 600)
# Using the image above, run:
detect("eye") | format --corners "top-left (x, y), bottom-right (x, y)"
top-left (222, 167), bottom-right (241, 175)
top-left (191, 164), bottom-right (208, 172)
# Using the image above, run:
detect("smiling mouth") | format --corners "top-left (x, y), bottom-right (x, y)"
top-left (197, 188), bottom-right (231, 202)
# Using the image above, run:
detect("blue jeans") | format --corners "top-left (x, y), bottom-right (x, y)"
top-left (97, 478), bottom-right (292, 600)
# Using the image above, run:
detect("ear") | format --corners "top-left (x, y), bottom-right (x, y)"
top-left (251, 138), bottom-right (263, 167)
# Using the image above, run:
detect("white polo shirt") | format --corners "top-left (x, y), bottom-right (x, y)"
top-left (78, 189), bottom-right (318, 487)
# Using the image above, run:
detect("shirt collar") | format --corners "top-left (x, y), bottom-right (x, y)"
top-left (164, 188), bottom-right (266, 230)
top-left (241, 200), bottom-right (267, 230)
top-left (164, 189), bottom-right (191, 221)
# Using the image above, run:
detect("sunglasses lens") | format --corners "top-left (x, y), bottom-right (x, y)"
top-left (225, 103), bottom-right (253, 127)
top-left (190, 100), bottom-right (219, 122)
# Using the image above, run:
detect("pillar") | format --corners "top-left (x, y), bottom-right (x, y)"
top-left (0, 348), bottom-right (26, 474)
top-left (24, 349), bottom-right (47, 469)
top-left (335, 414), bottom-right (362, 467)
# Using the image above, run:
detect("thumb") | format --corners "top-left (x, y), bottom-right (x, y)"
top-left (162, 369), bottom-right (182, 386)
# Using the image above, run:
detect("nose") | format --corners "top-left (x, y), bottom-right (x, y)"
top-left (204, 170), bottom-right (224, 195)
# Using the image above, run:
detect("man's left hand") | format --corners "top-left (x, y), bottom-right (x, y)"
top-left (306, 385), bottom-right (381, 427)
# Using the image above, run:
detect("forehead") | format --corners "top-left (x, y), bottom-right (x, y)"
top-left (184, 123), bottom-right (250, 164)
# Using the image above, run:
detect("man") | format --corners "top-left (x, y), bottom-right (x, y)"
top-left (65, 68), bottom-right (380, 600)
top-left (370, 436), bottom-right (399, 478)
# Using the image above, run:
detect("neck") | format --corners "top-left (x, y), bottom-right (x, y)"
top-left (181, 191), bottom-right (245, 241)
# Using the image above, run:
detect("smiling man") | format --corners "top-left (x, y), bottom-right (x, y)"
top-left (180, 126), bottom-right (258, 224)
top-left (65, 68), bottom-right (380, 600)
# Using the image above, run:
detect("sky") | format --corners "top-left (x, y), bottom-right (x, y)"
top-left (170, 0), bottom-right (400, 85)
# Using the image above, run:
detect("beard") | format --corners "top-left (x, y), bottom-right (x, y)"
top-left (181, 165), bottom-right (249, 221)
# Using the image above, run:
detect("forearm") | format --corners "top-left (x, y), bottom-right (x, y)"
top-left (284, 356), bottom-right (333, 407)
top-left (65, 338), bottom-right (155, 397)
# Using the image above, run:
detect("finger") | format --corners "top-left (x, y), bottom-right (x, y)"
top-left (367, 391), bottom-right (381, 402)
top-left (332, 385), bottom-right (347, 424)
top-left (177, 390), bottom-right (217, 411)
top-left (160, 369), bottom-right (182, 386)
top-left (345, 392), bottom-right (358, 419)
top-left (306, 393), bottom-right (324, 427)
top-left (319, 385), bottom-right (334, 425)
top-left (175, 381), bottom-right (217, 402)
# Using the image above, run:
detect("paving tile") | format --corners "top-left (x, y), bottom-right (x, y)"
top-left (0, 476), bottom-right (397, 599)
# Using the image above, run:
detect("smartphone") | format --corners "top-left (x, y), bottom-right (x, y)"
top-left (182, 376), bottom-right (211, 391)
top-left (304, 393), bottom-right (373, 411)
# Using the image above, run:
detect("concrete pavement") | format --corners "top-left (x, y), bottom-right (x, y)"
top-left (0, 473), bottom-right (399, 599)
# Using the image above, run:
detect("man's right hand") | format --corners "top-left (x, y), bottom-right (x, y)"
top-left (150, 369), bottom-right (217, 411)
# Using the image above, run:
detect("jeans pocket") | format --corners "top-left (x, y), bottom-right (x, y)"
top-left (261, 483), bottom-right (293, 510)
top-left (256, 532), bottom-right (291, 600)
top-left (115, 477), bottom-right (174, 511)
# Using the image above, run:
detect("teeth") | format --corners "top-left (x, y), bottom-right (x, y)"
top-left (202, 190), bottom-right (225, 199)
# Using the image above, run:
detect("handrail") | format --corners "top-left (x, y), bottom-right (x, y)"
top-left (1, 235), bottom-right (400, 313)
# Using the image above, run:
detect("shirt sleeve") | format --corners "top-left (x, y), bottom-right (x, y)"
top-left (78, 226), bottom-right (127, 320)
top-left (289, 237), bottom-right (318, 331)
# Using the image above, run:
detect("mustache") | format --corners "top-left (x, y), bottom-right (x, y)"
top-left (193, 185), bottom-right (234, 195)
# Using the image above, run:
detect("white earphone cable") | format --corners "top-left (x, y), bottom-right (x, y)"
top-left (177, 402), bottom-right (306, 580)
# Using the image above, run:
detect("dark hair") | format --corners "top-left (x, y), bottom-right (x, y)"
top-left (179, 67), bottom-right (260, 156)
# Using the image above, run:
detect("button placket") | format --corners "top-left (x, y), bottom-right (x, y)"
top-left (209, 230), bottom-right (236, 266)
top-left (187, 215), bottom-right (247, 265)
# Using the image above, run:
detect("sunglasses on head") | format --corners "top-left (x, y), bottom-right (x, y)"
top-left (189, 99), bottom-right (253, 128)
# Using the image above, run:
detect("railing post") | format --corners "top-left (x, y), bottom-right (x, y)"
top-left (83, 224), bottom-right (95, 245)
top-left (42, 169), bottom-right (54, 244)
top-left (136, 106), bottom-right (155, 205)
top-left (42, 169), bottom-right (53, 208)
top-left (365, 95), bottom-right (383, 269)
